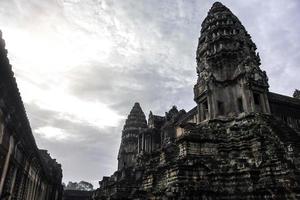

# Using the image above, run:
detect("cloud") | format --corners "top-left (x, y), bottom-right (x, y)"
top-left (35, 126), bottom-right (72, 141)
top-left (0, 0), bottom-right (299, 187)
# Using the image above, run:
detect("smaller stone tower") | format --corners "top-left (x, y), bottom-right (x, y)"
top-left (117, 102), bottom-right (147, 170)
top-left (194, 2), bottom-right (270, 122)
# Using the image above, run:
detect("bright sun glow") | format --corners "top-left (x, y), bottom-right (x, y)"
top-left (0, 1), bottom-right (125, 136)
top-left (17, 78), bottom-right (123, 129)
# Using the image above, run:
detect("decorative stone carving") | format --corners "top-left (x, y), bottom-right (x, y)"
top-left (293, 89), bottom-right (300, 99)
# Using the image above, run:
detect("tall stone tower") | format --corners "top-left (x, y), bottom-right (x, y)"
top-left (194, 2), bottom-right (270, 122)
top-left (117, 102), bottom-right (147, 170)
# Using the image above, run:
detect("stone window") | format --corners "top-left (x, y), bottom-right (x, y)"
top-left (237, 97), bottom-right (244, 113)
top-left (253, 93), bottom-right (260, 105)
top-left (217, 101), bottom-right (225, 115)
top-left (202, 99), bottom-right (209, 120)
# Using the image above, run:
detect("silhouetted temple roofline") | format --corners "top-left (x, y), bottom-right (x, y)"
top-left (269, 92), bottom-right (300, 106)
top-left (210, 2), bottom-right (230, 11)
top-left (0, 30), bottom-right (39, 152)
top-left (176, 106), bottom-right (197, 125)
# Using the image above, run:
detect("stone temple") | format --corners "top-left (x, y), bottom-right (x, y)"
top-left (93, 2), bottom-right (300, 200)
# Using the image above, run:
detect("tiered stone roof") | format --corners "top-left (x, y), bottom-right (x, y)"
top-left (122, 102), bottom-right (147, 133)
top-left (118, 102), bottom-right (147, 170)
top-left (197, 2), bottom-right (261, 78)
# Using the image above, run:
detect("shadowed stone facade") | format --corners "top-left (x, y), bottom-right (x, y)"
top-left (63, 190), bottom-right (92, 200)
top-left (0, 31), bottom-right (63, 199)
top-left (93, 2), bottom-right (300, 200)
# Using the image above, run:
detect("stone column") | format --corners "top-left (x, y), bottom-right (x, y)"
top-left (150, 132), bottom-right (153, 152)
top-left (198, 104), bottom-right (202, 122)
top-left (0, 122), bottom-right (3, 144)
top-left (208, 95), bottom-right (215, 119)
top-left (8, 166), bottom-right (18, 200)
top-left (248, 91), bottom-right (256, 113)
top-left (137, 135), bottom-right (140, 153)
top-left (142, 132), bottom-right (145, 152)
top-left (31, 170), bottom-right (39, 200)
top-left (16, 171), bottom-right (27, 200)
top-left (241, 83), bottom-right (253, 113)
top-left (0, 136), bottom-right (15, 196)
top-left (262, 93), bottom-right (271, 114)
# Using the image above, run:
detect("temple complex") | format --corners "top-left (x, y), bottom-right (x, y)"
top-left (93, 2), bottom-right (300, 200)
top-left (0, 30), bottom-right (63, 199)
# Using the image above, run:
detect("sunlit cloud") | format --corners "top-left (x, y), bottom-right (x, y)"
top-left (35, 126), bottom-right (71, 141)
top-left (17, 78), bottom-right (123, 129)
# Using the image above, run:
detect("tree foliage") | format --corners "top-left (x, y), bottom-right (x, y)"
top-left (65, 181), bottom-right (94, 191)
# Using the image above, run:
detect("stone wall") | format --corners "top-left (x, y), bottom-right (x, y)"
top-left (63, 190), bottom-right (92, 200)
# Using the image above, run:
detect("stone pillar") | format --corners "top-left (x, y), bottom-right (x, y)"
top-left (241, 85), bottom-right (250, 113)
top-left (248, 91), bottom-right (256, 113)
top-left (16, 171), bottom-right (26, 200)
top-left (31, 171), bottom-right (39, 200)
top-left (0, 136), bottom-right (15, 196)
top-left (0, 110), bottom-right (4, 144)
top-left (198, 104), bottom-right (202, 122)
top-left (208, 94), bottom-right (215, 119)
top-left (137, 135), bottom-right (140, 153)
top-left (142, 132), bottom-right (145, 152)
top-left (262, 93), bottom-right (271, 114)
top-left (22, 171), bottom-right (30, 200)
top-left (150, 134), bottom-right (153, 152)
top-left (35, 177), bottom-right (42, 200)
top-left (8, 166), bottom-right (18, 200)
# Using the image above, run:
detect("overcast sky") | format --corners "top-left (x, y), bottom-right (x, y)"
top-left (0, 0), bottom-right (299, 187)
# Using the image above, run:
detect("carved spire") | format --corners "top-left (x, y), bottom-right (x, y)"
top-left (118, 102), bottom-right (147, 170)
top-left (196, 2), bottom-right (261, 80)
top-left (123, 102), bottom-right (147, 132)
top-left (194, 2), bottom-right (270, 120)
